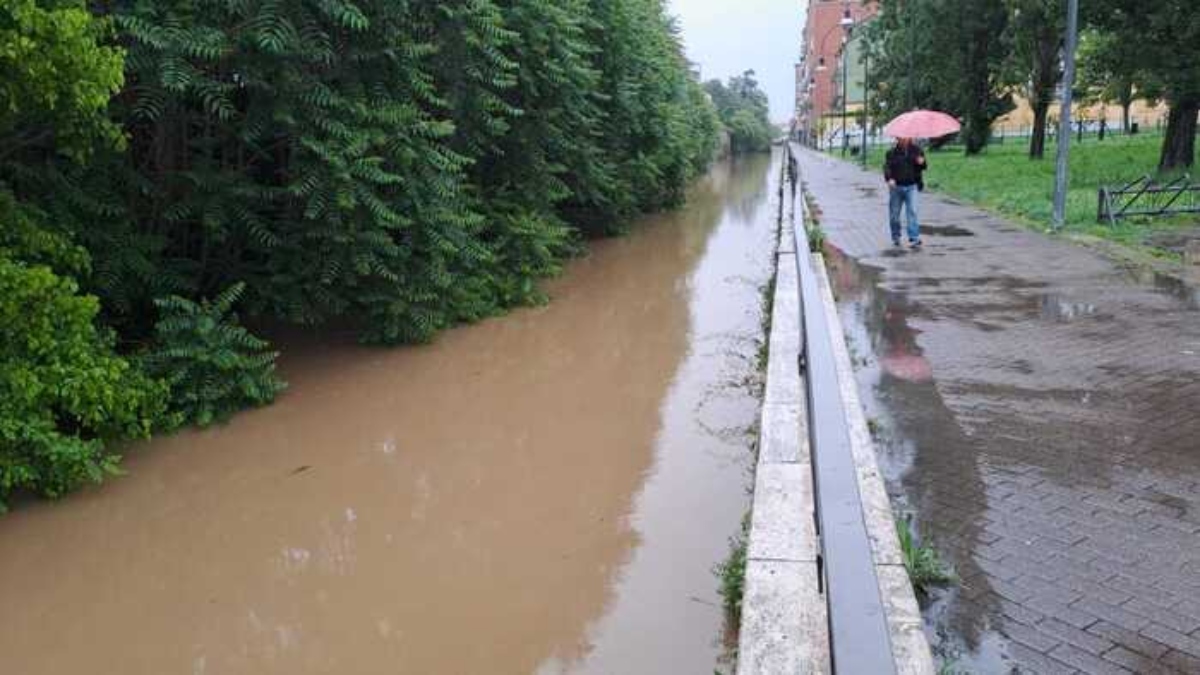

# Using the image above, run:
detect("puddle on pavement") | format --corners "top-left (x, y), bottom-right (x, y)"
top-left (1150, 271), bottom-right (1200, 310)
top-left (0, 155), bottom-right (779, 675)
top-left (1039, 294), bottom-right (1100, 321)
top-left (919, 224), bottom-right (975, 237)
top-left (823, 244), bottom-right (1020, 675)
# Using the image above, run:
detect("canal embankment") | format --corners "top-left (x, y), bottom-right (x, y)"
top-left (735, 145), bottom-right (935, 674)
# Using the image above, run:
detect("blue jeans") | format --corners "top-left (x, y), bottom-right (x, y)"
top-left (889, 184), bottom-right (920, 243)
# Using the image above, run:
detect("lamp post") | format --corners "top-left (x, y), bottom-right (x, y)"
top-left (839, 6), bottom-right (854, 157)
top-left (861, 44), bottom-right (870, 166)
top-left (1052, 0), bottom-right (1079, 230)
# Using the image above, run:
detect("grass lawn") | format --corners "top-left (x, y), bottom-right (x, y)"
top-left (849, 133), bottom-right (1198, 261)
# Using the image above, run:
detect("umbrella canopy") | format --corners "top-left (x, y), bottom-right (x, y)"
top-left (883, 110), bottom-right (961, 140)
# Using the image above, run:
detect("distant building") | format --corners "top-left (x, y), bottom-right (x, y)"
top-left (796, 0), bottom-right (878, 146)
top-left (994, 96), bottom-right (1169, 135)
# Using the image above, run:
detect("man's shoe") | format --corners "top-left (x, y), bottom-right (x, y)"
top-left (910, 239), bottom-right (923, 249)
top-left (892, 238), bottom-right (902, 247)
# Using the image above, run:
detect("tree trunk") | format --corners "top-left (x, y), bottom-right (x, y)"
top-left (1119, 81), bottom-right (1133, 134)
top-left (1159, 97), bottom-right (1198, 172)
top-left (1027, 31), bottom-right (1059, 160)
top-left (1030, 101), bottom-right (1049, 159)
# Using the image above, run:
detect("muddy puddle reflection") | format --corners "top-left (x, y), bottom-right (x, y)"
top-left (0, 154), bottom-right (778, 674)
top-left (824, 245), bottom-right (1007, 674)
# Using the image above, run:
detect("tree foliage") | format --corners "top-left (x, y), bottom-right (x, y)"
top-left (1006, 0), bottom-right (1064, 159)
top-left (0, 0), bottom-right (723, 507)
top-left (0, 0), bottom-right (125, 161)
top-left (866, 0), bottom-right (1197, 168)
top-left (1083, 0), bottom-right (1199, 170)
top-left (143, 283), bottom-right (284, 427)
top-left (705, 71), bottom-right (773, 154)
top-left (864, 0), bottom-right (1013, 154)
top-left (0, 256), bottom-right (166, 511)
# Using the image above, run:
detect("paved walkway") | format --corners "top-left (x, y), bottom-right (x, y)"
top-left (798, 148), bottom-right (1200, 674)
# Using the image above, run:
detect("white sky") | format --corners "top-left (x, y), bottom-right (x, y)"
top-left (668, 0), bottom-right (805, 123)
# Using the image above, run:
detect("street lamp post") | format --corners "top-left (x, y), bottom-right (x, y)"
top-left (1052, 0), bottom-right (1080, 230)
top-left (839, 5), bottom-right (854, 157)
top-left (861, 45), bottom-right (870, 166)
top-left (841, 36), bottom-right (849, 157)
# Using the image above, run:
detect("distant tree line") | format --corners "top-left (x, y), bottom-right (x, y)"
top-left (705, 71), bottom-right (775, 154)
top-left (862, 0), bottom-right (1198, 170)
top-left (0, 0), bottom-right (723, 510)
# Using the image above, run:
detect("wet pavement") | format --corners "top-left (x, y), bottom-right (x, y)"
top-left (0, 154), bottom-right (778, 674)
top-left (800, 148), bottom-right (1200, 674)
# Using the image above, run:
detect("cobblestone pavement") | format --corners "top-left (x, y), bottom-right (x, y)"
top-left (798, 148), bottom-right (1200, 674)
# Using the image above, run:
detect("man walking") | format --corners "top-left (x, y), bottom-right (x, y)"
top-left (883, 137), bottom-right (926, 248)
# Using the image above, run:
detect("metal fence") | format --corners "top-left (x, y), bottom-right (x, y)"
top-left (1098, 174), bottom-right (1200, 225)
top-left (785, 144), bottom-right (897, 674)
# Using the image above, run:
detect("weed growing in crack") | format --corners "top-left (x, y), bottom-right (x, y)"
top-left (897, 515), bottom-right (955, 596)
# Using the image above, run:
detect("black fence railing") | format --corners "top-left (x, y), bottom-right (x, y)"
top-left (1099, 174), bottom-right (1200, 225)
top-left (786, 143), bottom-right (897, 674)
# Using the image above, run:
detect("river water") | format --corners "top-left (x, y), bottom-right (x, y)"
top-left (0, 153), bottom-right (778, 674)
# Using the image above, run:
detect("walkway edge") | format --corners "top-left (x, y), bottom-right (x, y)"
top-left (812, 254), bottom-right (936, 675)
top-left (737, 148), bottom-right (935, 674)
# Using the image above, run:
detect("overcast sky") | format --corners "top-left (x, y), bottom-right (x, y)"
top-left (668, 0), bottom-right (804, 123)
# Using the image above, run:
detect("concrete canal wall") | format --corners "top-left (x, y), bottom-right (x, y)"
top-left (736, 148), bottom-right (935, 674)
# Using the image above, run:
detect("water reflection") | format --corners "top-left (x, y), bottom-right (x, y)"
top-left (824, 244), bottom-right (1000, 670)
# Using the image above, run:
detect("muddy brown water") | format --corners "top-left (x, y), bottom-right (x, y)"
top-left (0, 153), bottom-right (778, 675)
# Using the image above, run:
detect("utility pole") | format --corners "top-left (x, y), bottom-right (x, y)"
top-left (841, 42), bottom-right (849, 157)
top-left (861, 46), bottom-right (870, 167)
top-left (1052, 0), bottom-right (1079, 230)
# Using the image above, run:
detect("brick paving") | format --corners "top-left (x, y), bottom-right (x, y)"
top-left (798, 148), bottom-right (1200, 674)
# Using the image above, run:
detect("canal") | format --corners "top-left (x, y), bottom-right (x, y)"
top-left (0, 153), bottom-right (779, 674)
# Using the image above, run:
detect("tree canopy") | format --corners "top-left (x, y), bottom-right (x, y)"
top-left (705, 70), bottom-right (773, 154)
top-left (0, 0), bottom-right (722, 509)
top-left (863, 0), bottom-right (1197, 168)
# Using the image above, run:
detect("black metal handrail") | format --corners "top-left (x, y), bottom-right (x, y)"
top-left (786, 143), bottom-right (897, 674)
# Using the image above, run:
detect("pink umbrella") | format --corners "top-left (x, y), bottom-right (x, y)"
top-left (883, 110), bottom-right (961, 140)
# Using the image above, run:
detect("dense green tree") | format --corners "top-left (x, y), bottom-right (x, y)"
top-left (863, 0), bottom-right (1013, 154)
top-left (704, 71), bottom-right (773, 154)
top-left (0, 0), bottom-right (125, 161)
top-left (1006, 0), bottom-right (1064, 159)
top-left (0, 256), bottom-right (166, 511)
top-left (0, 0), bottom-right (722, 506)
top-left (1076, 29), bottom-right (1146, 135)
top-left (0, 0), bottom-right (167, 510)
top-left (1084, 0), bottom-right (1199, 170)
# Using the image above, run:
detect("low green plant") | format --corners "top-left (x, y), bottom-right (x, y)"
top-left (0, 256), bottom-right (166, 511)
top-left (866, 417), bottom-right (884, 438)
top-left (143, 283), bottom-right (285, 428)
top-left (896, 515), bottom-right (955, 595)
top-left (755, 272), bottom-right (776, 374)
top-left (807, 223), bottom-right (827, 253)
top-left (938, 658), bottom-right (969, 675)
top-left (716, 511), bottom-right (752, 621)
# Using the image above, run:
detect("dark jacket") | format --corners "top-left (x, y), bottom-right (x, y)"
top-left (883, 144), bottom-right (927, 188)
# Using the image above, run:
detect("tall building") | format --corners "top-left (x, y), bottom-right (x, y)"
top-left (796, 0), bottom-right (878, 146)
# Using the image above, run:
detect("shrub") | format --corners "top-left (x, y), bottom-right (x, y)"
top-left (0, 256), bottom-right (165, 511)
top-left (143, 283), bottom-right (285, 427)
